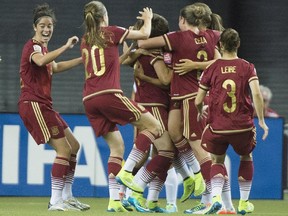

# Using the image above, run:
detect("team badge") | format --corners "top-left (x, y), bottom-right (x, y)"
top-left (51, 126), bottom-right (59, 136)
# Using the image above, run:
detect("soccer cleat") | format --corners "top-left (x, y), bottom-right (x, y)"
top-left (121, 198), bottom-right (133, 211)
top-left (128, 192), bottom-right (151, 213)
top-left (65, 197), bottom-right (90, 211)
top-left (116, 169), bottom-right (143, 193)
top-left (184, 202), bottom-right (207, 214)
top-left (194, 172), bottom-right (206, 197)
top-left (217, 208), bottom-right (236, 214)
top-left (166, 203), bottom-right (178, 213)
top-left (180, 176), bottom-right (195, 202)
top-left (237, 200), bottom-right (254, 215)
top-left (203, 195), bottom-right (222, 214)
top-left (48, 200), bottom-right (80, 211)
top-left (107, 199), bottom-right (128, 212)
top-left (147, 200), bottom-right (168, 213)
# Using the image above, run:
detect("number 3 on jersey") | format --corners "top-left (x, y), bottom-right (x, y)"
top-left (82, 45), bottom-right (106, 79)
top-left (222, 79), bottom-right (236, 113)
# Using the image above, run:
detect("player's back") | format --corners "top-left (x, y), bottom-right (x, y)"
top-left (164, 29), bottom-right (218, 98)
top-left (200, 58), bottom-right (257, 132)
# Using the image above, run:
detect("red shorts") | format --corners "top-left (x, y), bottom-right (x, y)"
top-left (18, 101), bottom-right (67, 144)
top-left (143, 105), bottom-right (169, 131)
top-left (83, 93), bottom-right (147, 137)
top-left (170, 98), bottom-right (205, 141)
top-left (201, 125), bottom-right (256, 156)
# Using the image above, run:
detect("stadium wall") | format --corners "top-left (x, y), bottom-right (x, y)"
top-left (0, 113), bottom-right (284, 199)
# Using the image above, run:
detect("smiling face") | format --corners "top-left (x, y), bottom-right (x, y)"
top-left (33, 16), bottom-right (54, 45)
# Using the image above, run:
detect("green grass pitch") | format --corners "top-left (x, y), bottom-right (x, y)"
top-left (0, 196), bottom-right (287, 215)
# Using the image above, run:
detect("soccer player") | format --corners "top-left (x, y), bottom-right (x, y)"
top-left (118, 13), bottom-right (174, 213)
top-left (18, 3), bottom-right (90, 211)
top-left (80, 1), bottom-right (174, 212)
top-left (171, 3), bottom-right (236, 214)
top-left (138, 2), bottom-right (221, 211)
top-left (194, 28), bottom-right (269, 214)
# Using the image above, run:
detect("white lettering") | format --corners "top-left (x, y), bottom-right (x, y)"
top-left (27, 135), bottom-right (55, 184)
top-left (73, 126), bottom-right (107, 186)
top-left (2, 125), bottom-right (20, 184)
top-left (26, 126), bottom-right (107, 186)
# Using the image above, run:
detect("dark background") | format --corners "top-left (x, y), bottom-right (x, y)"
top-left (0, 0), bottom-right (287, 121)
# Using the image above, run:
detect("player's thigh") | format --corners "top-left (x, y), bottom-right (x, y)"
top-left (103, 130), bottom-right (125, 157)
top-left (64, 127), bottom-right (80, 154)
top-left (168, 109), bottom-right (183, 142)
top-left (229, 129), bottom-right (256, 156)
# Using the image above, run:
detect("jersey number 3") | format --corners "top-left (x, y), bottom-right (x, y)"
top-left (222, 79), bottom-right (236, 113)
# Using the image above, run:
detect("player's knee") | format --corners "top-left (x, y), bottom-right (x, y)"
top-left (152, 121), bottom-right (163, 137)
top-left (71, 140), bottom-right (80, 153)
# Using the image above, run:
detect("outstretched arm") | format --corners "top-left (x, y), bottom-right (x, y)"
top-left (126, 7), bottom-right (153, 40)
top-left (32, 36), bottom-right (79, 69)
top-left (52, 57), bottom-right (82, 74)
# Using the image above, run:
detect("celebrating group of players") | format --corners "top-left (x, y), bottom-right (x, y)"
top-left (18, 1), bottom-right (268, 214)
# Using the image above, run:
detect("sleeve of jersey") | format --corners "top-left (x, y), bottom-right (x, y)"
top-left (163, 31), bottom-right (178, 51)
top-left (110, 26), bottom-right (129, 45)
top-left (248, 63), bottom-right (259, 83)
top-left (199, 69), bottom-right (211, 91)
top-left (150, 54), bottom-right (164, 66)
top-left (29, 43), bottom-right (42, 63)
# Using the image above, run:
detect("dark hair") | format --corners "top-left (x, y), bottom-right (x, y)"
top-left (83, 1), bottom-right (109, 48)
top-left (33, 3), bottom-right (56, 25)
top-left (180, 3), bottom-right (211, 27)
top-left (220, 28), bottom-right (240, 52)
top-left (133, 13), bottom-right (169, 38)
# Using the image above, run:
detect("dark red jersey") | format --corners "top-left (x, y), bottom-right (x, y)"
top-left (19, 39), bottom-right (53, 105)
top-left (199, 58), bottom-right (258, 132)
top-left (81, 26), bottom-right (129, 101)
top-left (134, 54), bottom-right (170, 107)
top-left (163, 29), bottom-right (218, 99)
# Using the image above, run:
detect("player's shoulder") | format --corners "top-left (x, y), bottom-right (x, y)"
top-left (105, 25), bottom-right (126, 32)
top-left (203, 29), bottom-right (219, 37)
top-left (23, 39), bottom-right (42, 52)
top-left (238, 58), bottom-right (255, 69)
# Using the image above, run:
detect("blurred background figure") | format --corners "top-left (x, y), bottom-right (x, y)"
top-left (259, 85), bottom-right (279, 118)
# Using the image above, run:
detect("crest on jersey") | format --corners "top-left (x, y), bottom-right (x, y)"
top-left (51, 126), bottom-right (59, 136)
top-left (33, 45), bottom-right (42, 53)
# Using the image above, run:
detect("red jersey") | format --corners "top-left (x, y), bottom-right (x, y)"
top-left (81, 26), bottom-right (129, 101)
top-left (199, 58), bottom-right (258, 133)
top-left (19, 39), bottom-right (53, 105)
top-left (163, 29), bottom-right (218, 100)
top-left (134, 54), bottom-right (170, 107)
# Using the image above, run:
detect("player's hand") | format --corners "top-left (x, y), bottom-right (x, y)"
top-left (137, 7), bottom-right (153, 21)
top-left (197, 105), bottom-right (208, 122)
top-left (123, 41), bottom-right (134, 55)
top-left (66, 36), bottom-right (79, 49)
top-left (259, 121), bottom-right (269, 140)
top-left (174, 59), bottom-right (195, 75)
top-left (133, 61), bottom-right (145, 79)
